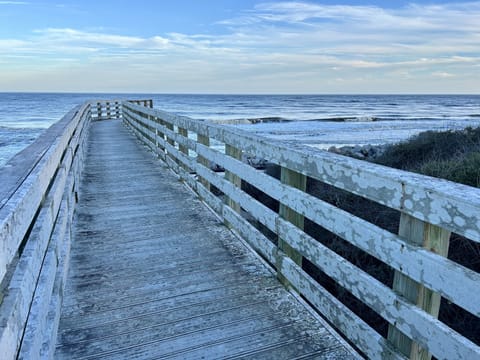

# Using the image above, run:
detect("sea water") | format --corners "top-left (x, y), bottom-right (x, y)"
top-left (1, 93), bottom-right (479, 167)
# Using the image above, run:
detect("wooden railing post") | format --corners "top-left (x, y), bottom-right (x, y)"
top-left (147, 113), bottom-right (158, 156)
top-left (178, 128), bottom-right (188, 155)
top-left (278, 167), bottom-right (306, 287)
top-left (224, 145), bottom-right (242, 226)
top-left (166, 123), bottom-right (175, 146)
top-left (197, 134), bottom-right (210, 191)
top-left (387, 213), bottom-right (450, 360)
top-left (178, 127), bottom-right (189, 169)
top-left (96, 102), bottom-right (101, 119)
top-left (154, 117), bottom-right (165, 154)
top-left (115, 101), bottom-right (121, 119)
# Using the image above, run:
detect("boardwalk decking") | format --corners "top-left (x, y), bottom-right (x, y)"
top-left (55, 119), bottom-right (356, 359)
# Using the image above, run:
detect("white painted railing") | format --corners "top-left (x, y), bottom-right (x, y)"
top-left (89, 99), bottom-right (152, 121)
top-left (122, 100), bottom-right (480, 360)
top-left (0, 103), bottom-right (91, 359)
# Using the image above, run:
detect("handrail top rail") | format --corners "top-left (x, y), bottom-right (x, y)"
top-left (123, 101), bottom-right (480, 241)
top-left (0, 104), bottom-right (87, 209)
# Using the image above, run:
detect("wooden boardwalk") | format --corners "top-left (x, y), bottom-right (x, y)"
top-left (54, 120), bottom-right (356, 359)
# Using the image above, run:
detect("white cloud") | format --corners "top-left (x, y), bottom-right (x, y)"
top-left (0, 1), bottom-right (29, 4)
top-left (0, 39), bottom-right (28, 48)
top-left (34, 28), bottom-right (170, 48)
top-left (1, 1), bottom-right (479, 93)
top-left (432, 71), bottom-right (455, 78)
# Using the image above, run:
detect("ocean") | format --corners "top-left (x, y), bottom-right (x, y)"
top-left (1, 93), bottom-right (479, 167)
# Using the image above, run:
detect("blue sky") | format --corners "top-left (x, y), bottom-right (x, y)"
top-left (0, 0), bottom-right (479, 93)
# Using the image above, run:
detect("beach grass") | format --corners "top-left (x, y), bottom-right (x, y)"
top-left (375, 126), bottom-right (480, 187)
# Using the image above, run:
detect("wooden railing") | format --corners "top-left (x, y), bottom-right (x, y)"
top-left (90, 100), bottom-right (122, 120)
top-left (0, 103), bottom-right (91, 359)
top-left (122, 101), bottom-right (480, 360)
top-left (89, 99), bottom-right (152, 121)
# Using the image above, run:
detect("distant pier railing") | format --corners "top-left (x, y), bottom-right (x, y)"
top-left (123, 101), bottom-right (480, 360)
top-left (89, 99), bottom-right (153, 121)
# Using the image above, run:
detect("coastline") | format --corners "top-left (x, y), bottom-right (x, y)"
top-left (2, 93), bottom-right (480, 168)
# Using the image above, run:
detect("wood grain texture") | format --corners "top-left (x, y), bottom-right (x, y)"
top-left (388, 214), bottom-right (451, 360)
top-left (55, 120), bottom-right (356, 360)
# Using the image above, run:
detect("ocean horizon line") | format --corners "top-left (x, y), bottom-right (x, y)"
top-left (1, 91), bottom-right (479, 96)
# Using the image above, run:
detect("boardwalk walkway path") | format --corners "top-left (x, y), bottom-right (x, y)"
top-left (54, 119), bottom-right (356, 359)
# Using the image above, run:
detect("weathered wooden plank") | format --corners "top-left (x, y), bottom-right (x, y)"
top-left (40, 199), bottom-right (73, 359)
top-left (17, 224), bottom-right (60, 360)
top-left (58, 316), bottom-right (286, 359)
top-left (278, 167), bottom-right (306, 287)
top-left (222, 127), bottom-right (480, 243)
top-left (197, 134), bottom-right (211, 191)
top-left (0, 98), bottom-right (89, 360)
top-left (277, 219), bottom-right (480, 360)
top-left (178, 127), bottom-right (189, 155)
top-left (123, 104), bottom-right (198, 135)
top-left (0, 105), bottom-right (79, 206)
top-left (222, 206), bottom-right (277, 265)
top-left (59, 291), bottom-right (285, 347)
top-left (124, 117), bottom-right (157, 153)
top-left (153, 121), bottom-right (167, 152)
top-left (123, 108), bottom-right (169, 161)
top-left (0, 105), bottom-right (88, 284)
top-left (195, 164), bottom-right (278, 232)
top-left (196, 143), bottom-right (480, 316)
top-left (22, 174), bottom-right (77, 360)
top-left (196, 180), bottom-right (223, 214)
top-left (225, 144), bottom-right (242, 216)
top-left (59, 279), bottom-right (280, 333)
top-left (161, 124), bottom-right (197, 152)
top-left (64, 254), bottom-right (254, 302)
top-left (62, 272), bottom-right (268, 320)
top-left (279, 256), bottom-right (406, 360)
top-left (165, 121), bottom-right (175, 147)
top-left (55, 119), bottom-right (355, 360)
top-left (163, 141), bottom-right (196, 173)
top-left (123, 108), bottom-right (153, 136)
top-left (388, 214), bottom-right (451, 359)
top-left (0, 168), bottom-right (69, 359)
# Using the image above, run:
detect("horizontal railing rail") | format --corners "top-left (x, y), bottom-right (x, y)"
top-left (0, 102), bottom-right (92, 359)
top-left (122, 100), bottom-right (480, 360)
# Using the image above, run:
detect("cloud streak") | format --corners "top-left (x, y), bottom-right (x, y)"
top-left (1, 1), bottom-right (479, 93)
top-left (0, 1), bottom-right (29, 4)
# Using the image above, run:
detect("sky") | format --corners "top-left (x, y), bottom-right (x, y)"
top-left (0, 0), bottom-right (479, 94)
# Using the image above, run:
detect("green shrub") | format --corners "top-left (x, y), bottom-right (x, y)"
top-left (419, 152), bottom-right (480, 187)
top-left (375, 126), bottom-right (480, 188)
